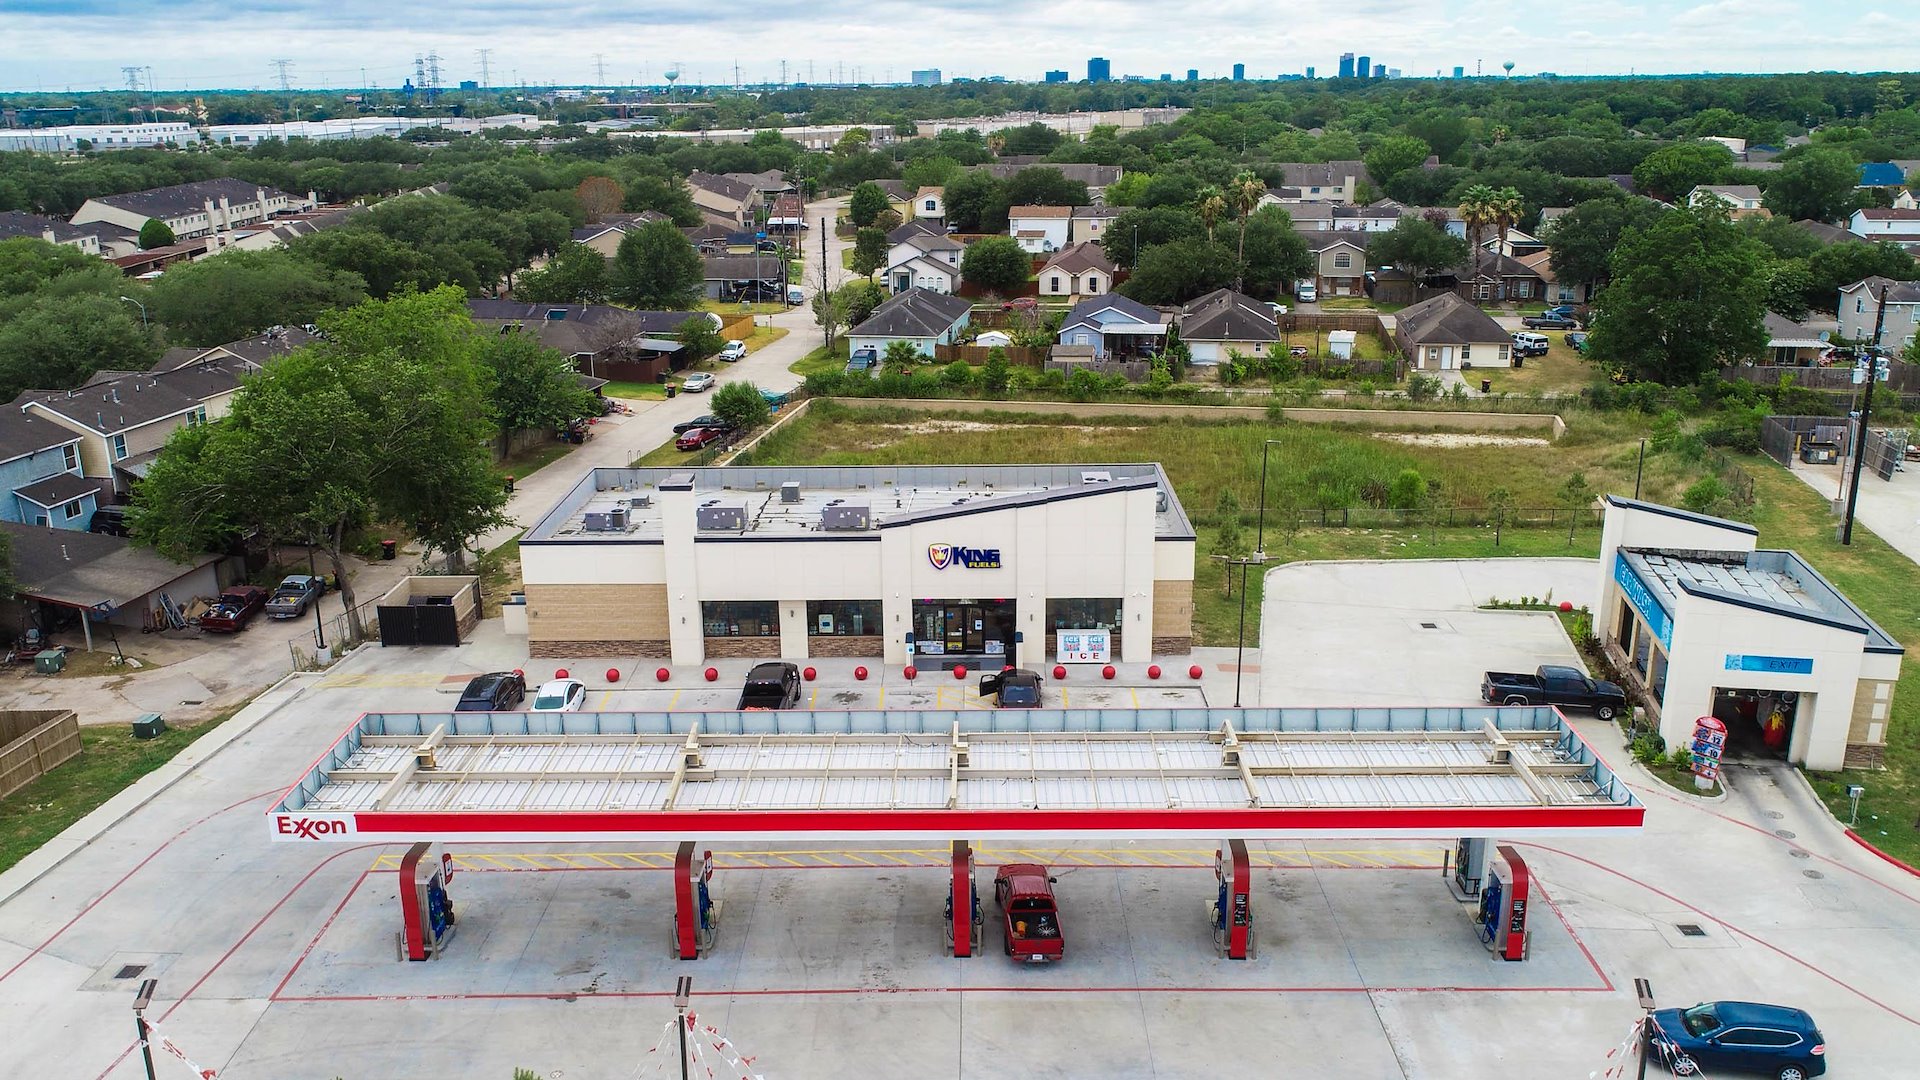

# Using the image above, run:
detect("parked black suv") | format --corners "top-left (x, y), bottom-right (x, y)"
top-left (456, 671), bottom-right (527, 712)
top-left (89, 505), bottom-right (130, 537)
top-left (737, 662), bottom-right (802, 710)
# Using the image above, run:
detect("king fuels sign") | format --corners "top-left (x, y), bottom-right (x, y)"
top-left (928, 543), bottom-right (1001, 570)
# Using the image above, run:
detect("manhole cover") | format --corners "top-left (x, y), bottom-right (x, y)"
top-left (1765, 811), bottom-right (1784, 820)
top-left (1803, 870), bottom-right (1825, 879)
top-left (1774, 829), bottom-right (1797, 839)
top-left (114, 964), bottom-right (147, 980)
top-left (1789, 849), bottom-right (1810, 859)
top-left (1675, 923), bottom-right (1707, 937)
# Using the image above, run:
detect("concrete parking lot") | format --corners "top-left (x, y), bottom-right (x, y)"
top-left (3, 595), bottom-right (1919, 1078)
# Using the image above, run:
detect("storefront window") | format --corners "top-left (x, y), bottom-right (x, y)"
top-left (702, 600), bottom-right (778, 637)
top-left (1648, 649), bottom-right (1668, 706)
top-left (807, 600), bottom-right (879, 636)
top-left (1047, 598), bottom-right (1123, 646)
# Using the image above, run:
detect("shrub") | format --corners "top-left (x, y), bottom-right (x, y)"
top-left (1631, 731), bottom-right (1666, 764)
top-left (940, 360), bottom-right (974, 388)
top-left (1681, 475), bottom-right (1731, 514)
top-left (980, 348), bottom-right (1011, 393)
top-left (711, 381), bottom-right (771, 430)
top-left (1387, 468), bottom-right (1427, 510)
top-left (1405, 372), bottom-right (1442, 401)
top-left (1066, 367), bottom-right (1105, 401)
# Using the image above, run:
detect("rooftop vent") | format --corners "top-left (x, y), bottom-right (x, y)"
top-left (1081, 470), bottom-right (1112, 485)
top-left (822, 503), bottom-right (870, 531)
top-left (780, 481), bottom-right (801, 503)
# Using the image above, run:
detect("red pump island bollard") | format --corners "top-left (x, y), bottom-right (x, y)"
top-left (1211, 839), bottom-right (1254, 959)
top-left (673, 842), bottom-right (720, 960)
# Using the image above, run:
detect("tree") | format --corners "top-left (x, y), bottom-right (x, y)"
top-left (711, 380), bottom-right (771, 431)
top-left (1631, 141), bottom-right (1735, 201)
top-left (1002, 167), bottom-right (1088, 209)
top-left (1764, 147), bottom-right (1866, 224)
top-left (138, 219), bottom-right (176, 250)
top-left (838, 279), bottom-right (886, 326)
top-left (1227, 171), bottom-right (1265, 290)
top-left (1803, 241), bottom-right (1918, 312)
top-left (147, 249), bottom-right (367, 346)
top-left (980, 347), bottom-right (1011, 393)
top-left (1559, 471), bottom-right (1594, 544)
top-left (901, 156), bottom-right (960, 193)
top-left (848, 181), bottom-right (889, 227)
top-left (0, 293), bottom-right (161, 398)
top-left (811, 286), bottom-right (847, 349)
top-left (481, 333), bottom-right (598, 454)
top-left (942, 169), bottom-right (1006, 233)
top-left (1456, 184), bottom-right (1497, 276)
top-left (1543, 198), bottom-right (1667, 291)
top-left (1240, 207), bottom-right (1316, 294)
top-left (882, 340), bottom-right (925, 372)
top-left (961, 235), bottom-right (1031, 294)
top-left (1366, 217), bottom-right (1470, 281)
top-left (1102, 205), bottom-right (1205, 267)
top-left (1121, 238), bottom-right (1239, 305)
top-left (1363, 135), bottom-right (1431, 187)
top-left (851, 227), bottom-right (888, 276)
top-left (1486, 186), bottom-right (1526, 288)
top-left (1195, 186), bottom-right (1225, 241)
top-left (574, 176), bottom-right (625, 221)
top-left (1587, 203), bottom-right (1769, 384)
top-left (609, 220), bottom-right (703, 309)
top-left (513, 242), bottom-right (609, 304)
top-left (1485, 487), bottom-right (1515, 547)
top-left (450, 168), bottom-right (533, 210)
top-left (1762, 260), bottom-right (1814, 320)
top-left (676, 315), bottom-right (724, 362)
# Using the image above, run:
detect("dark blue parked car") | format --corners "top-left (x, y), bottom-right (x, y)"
top-left (1650, 1001), bottom-right (1825, 1079)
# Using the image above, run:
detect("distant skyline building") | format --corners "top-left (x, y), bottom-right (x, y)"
top-left (910, 69), bottom-right (941, 86)
top-left (1232, 63), bottom-right (1245, 81)
top-left (1160, 73), bottom-right (1172, 81)
top-left (1087, 56), bottom-right (1111, 82)
top-left (1453, 65), bottom-right (1466, 79)
top-left (1373, 63), bottom-right (1386, 78)
top-left (1355, 55), bottom-right (1370, 80)
top-left (1044, 69), bottom-right (1069, 83)
top-left (1186, 68), bottom-right (1199, 81)
top-left (1305, 66), bottom-right (1315, 79)
top-left (1338, 52), bottom-right (1355, 79)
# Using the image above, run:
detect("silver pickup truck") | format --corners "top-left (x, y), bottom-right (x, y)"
top-left (263, 574), bottom-right (328, 619)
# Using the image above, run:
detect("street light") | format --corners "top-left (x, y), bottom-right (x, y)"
top-left (119, 295), bottom-right (148, 328)
top-left (1218, 553), bottom-right (1267, 708)
top-left (1253, 438), bottom-right (1284, 560)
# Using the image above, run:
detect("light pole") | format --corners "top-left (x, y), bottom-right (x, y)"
top-left (307, 545), bottom-right (327, 652)
top-left (132, 978), bottom-right (159, 1080)
top-left (1253, 438), bottom-right (1283, 559)
top-left (1220, 554), bottom-right (1265, 708)
top-left (1841, 283), bottom-right (1890, 546)
top-left (119, 295), bottom-right (148, 328)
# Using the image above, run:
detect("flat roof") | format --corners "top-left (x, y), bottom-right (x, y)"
top-left (269, 706), bottom-right (1641, 842)
top-left (1625, 548), bottom-right (1902, 653)
top-left (524, 464), bottom-right (1195, 544)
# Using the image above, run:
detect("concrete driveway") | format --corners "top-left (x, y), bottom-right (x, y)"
top-left (1257, 557), bottom-right (1598, 707)
top-left (1787, 456), bottom-right (1920, 569)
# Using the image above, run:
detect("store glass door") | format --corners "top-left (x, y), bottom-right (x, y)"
top-left (914, 600), bottom-right (1017, 663)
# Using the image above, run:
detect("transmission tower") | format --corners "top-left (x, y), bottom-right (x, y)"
top-left (593, 53), bottom-right (607, 86)
top-left (476, 48), bottom-right (492, 89)
top-left (426, 51), bottom-right (443, 97)
top-left (270, 58), bottom-right (295, 117)
top-left (779, 60), bottom-right (787, 88)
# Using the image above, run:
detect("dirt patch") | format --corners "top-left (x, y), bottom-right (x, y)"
top-left (1371, 432), bottom-right (1550, 449)
top-left (887, 419), bottom-right (1140, 437)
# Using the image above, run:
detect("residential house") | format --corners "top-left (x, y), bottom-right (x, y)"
top-left (766, 194), bottom-right (807, 231)
top-left (1479, 228), bottom-right (1547, 259)
top-left (571, 211), bottom-right (671, 257)
top-left (1836, 277), bottom-right (1920, 348)
top-left (1177, 289), bottom-right (1277, 364)
top-left (722, 171), bottom-right (793, 203)
top-left (1302, 234), bottom-right (1368, 297)
top-left (0, 211), bottom-right (101, 256)
top-left (1858, 162), bottom-right (1909, 189)
top-left (846, 288), bottom-right (973, 360)
top-left (223, 202), bottom-right (362, 253)
top-left (1762, 313), bottom-right (1830, 366)
top-left (1795, 219), bottom-right (1858, 246)
top-left (69, 178), bottom-right (306, 241)
top-left (887, 218), bottom-right (945, 246)
top-left (1846, 207), bottom-right (1920, 246)
top-left (1329, 202), bottom-right (1409, 233)
top-left (1278, 202), bottom-right (1338, 232)
top-left (683, 222), bottom-right (732, 254)
top-left (14, 364), bottom-right (244, 496)
top-left (1264, 161), bottom-right (1370, 203)
top-left (1056, 294), bottom-right (1170, 360)
top-left (1393, 293), bottom-right (1512, 372)
top-left (1450, 252), bottom-right (1547, 303)
top-left (702, 255), bottom-right (786, 302)
top-left (1686, 185), bottom-right (1769, 219)
top-left (1008, 205), bottom-right (1071, 253)
top-left (914, 187), bottom-right (946, 222)
top-left (872, 180), bottom-right (916, 221)
top-left (684, 171), bottom-right (758, 230)
top-left (1897, 190), bottom-right (1919, 211)
top-left (1515, 250), bottom-right (1592, 305)
top-left (72, 221), bottom-right (140, 257)
top-left (886, 230), bottom-right (965, 294)
top-left (1, 520), bottom-right (226, 638)
top-left (468, 299), bottom-right (697, 383)
top-left (1037, 243), bottom-right (1115, 299)
top-left (1069, 205), bottom-right (1122, 245)
top-left (0, 410), bottom-right (92, 530)
top-left (974, 162), bottom-right (1123, 200)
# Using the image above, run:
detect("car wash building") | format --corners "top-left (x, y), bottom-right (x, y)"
top-left (516, 464), bottom-right (1195, 667)
top-left (1593, 496), bottom-right (1902, 771)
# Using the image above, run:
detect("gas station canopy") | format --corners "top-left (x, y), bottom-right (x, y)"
top-left (270, 706), bottom-right (1643, 843)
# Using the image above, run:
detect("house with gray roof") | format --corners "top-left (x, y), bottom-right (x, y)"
top-left (1, 520), bottom-right (226, 641)
top-left (571, 211), bottom-right (671, 256)
top-left (1177, 289), bottom-right (1279, 364)
top-left (1038, 243), bottom-right (1115, 300)
top-left (0, 211), bottom-right (100, 256)
top-left (847, 289), bottom-right (973, 360)
top-left (1264, 161), bottom-right (1370, 203)
top-left (1836, 276), bottom-right (1920, 347)
top-left (685, 171), bottom-right (757, 229)
top-left (702, 254), bottom-right (786, 302)
top-left (1057, 294), bottom-right (1169, 360)
top-left (0, 406), bottom-right (91, 530)
top-left (69, 178), bottom-right (306, 241)
top-left (1392, 293), bottom-right (1512, 371)
top-left (1068, 204), bottom-right (1123, 245)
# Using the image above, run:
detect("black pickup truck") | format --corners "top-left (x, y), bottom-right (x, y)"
top-left (737, 662), bottom-right (802, 710)
top-left (1482, 664), bottom-right (1627, 720)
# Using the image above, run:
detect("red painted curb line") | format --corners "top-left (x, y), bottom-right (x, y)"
top-left (1846, 829), bottom-right (1920, 878)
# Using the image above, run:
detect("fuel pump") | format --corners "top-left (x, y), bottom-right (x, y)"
top-left (1475, 844), bottom-right (1531, 962)
top-left (1448, 837), bottom-right (1492, 901)
top-left (1209, 839), bottom-right (1254, 960)
top-left (946, 840), bottom-right (982, 957)
top-left (398, 842), bottom-right (456, 961)
top-left (673, 842), bottom-right (721, 960)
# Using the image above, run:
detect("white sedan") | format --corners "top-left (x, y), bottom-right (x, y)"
top-left (682, 372), bottom-right (716, 392)
top-left (530, 678), bottom-right (587, 712)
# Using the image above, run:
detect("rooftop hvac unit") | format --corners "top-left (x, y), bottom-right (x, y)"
top-left (696, 503), bottom-right (747, 531)
top-left (1081, 470), bottom-right (1112, 485)
top-left (608, 506), bottom-right (629, 529)
top-left (630, 493), bottom-right (652, 509)
top-left (821, 503), bottom-right (870, 531)
top-left (1156, 489), bottom-right (1169, 513)
top-left (582, 511), bottom-right (611, 531)
top-left (780, 481), bottom-right (801, 503)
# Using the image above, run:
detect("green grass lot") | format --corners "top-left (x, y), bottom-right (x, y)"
top-left (1478, 337), bottom-right (1600, 396)
top-left (600, 380), bottom-right (669, 399)
top-left (1, 711), bottom-right (237, 874)
top-left (492, 439), bottom-right (575, 482)
top-left (700, 300), bottom-right (786, 317)
top-left (790, 341), bottom-right (851, 378)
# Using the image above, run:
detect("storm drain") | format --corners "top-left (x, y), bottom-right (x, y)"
top-left (114, 965), bottom-right (147, 980)
top-left (1419, 622), bottom-right (1439, 630)
top-left (1774, 829), bottom-right (1797, 839)
top-left (1674, 924), bottom-right (1707, 938)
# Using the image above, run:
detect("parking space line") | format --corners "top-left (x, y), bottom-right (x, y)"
top-left (807, 687), bottom-right (817, 709)
top-left (598, 691), bottom-right (613, 709)
top-left (667, 690), bottom-right (680, 710)
top-left (1130, 689), bottom-right (1139, 708)
top-left (876, 687), bottom-right (885, 709)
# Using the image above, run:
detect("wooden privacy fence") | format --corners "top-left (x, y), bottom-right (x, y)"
top-left (1725, 362), bottom-right (1920, 394)
top-left (0, 709), bottom-right (82, 799)
top-left (714, 314), bottom-right (757, 342)
top-left (1281, 312), bottom-right (1392, 335)
top-left (933, 344), bottom-right (1048, 366)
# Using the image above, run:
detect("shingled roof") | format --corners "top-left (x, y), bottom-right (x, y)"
top-left (849, 288), bottom-right (972, 338)
top-left (83, 178), bottom-right (291, 220)
top-left (1394, 293), bottom-right (1509, 345)
top-left (1178, 289), bottom-right (1278, 343)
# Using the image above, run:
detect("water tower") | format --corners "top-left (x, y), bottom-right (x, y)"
top-left (1503, 61), bottom-right (1515, 77)
top-left (664, 68), bottom-right (680, 92)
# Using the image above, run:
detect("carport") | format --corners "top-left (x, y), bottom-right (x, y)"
top-left (271, 705), bottom-right (1640, 964)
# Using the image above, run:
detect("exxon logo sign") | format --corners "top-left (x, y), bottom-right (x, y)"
top-left (928, 543), bottom-right (1000, 570)
top-left (275, 815), bottom-right (351, 839)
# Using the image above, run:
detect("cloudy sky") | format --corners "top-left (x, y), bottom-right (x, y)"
top-left (4, 0), bottom-right (1916, 93)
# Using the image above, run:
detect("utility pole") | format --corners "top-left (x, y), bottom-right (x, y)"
top-left (1841, 282), bottom-right (1890, 546)
top-left (476, 48), bottom-right (492, 90)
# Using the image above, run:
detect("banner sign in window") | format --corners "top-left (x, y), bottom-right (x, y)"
top-left (1057, 628), bottom-right (1110, 664)
top-left (1613, 556), bottom-right (1672, 648)
top-left (1724, 654), bottom-right (1814, 675)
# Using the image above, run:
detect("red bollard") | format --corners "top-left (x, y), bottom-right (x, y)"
top-left (1189, 664), bottom-right (1204, 679)
top-left (953, 664), bottom-right (967, 679)
top-left (704, 667), bottom-right (718, 682)
top-left (1148, 664), bottom-right (1162, 679)
top-left (1052, 665), bottom-right (1067, 680)
top-left (605, 668), bottom-right (619, 683)
top-left (512, 668), bottom-right (524, 678)
top-left (1102, 665), bottom-right (1116, 680)
top-left (655, 667), bottom-right (670, 682)
top-left (904, 665), bottom-right (917, 681)
top-left (803, 666), bottom-right (817, 681)
top-left (854, 666), bottom-right (869, 681)
top-left (554, 667), bottom-right (569, 679)
top-left (1559, 601), bottom-right (1574, 612)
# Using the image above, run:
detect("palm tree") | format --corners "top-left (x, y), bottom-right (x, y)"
top-left (1228, 170), bottom-right (1265, 290)
top-left (1486, 186), bottom-right (1525, 300)
top-left (1195, 186), bottom-right (1226, 242)
top-left (1456, 183), bottom-right (1498, 291)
